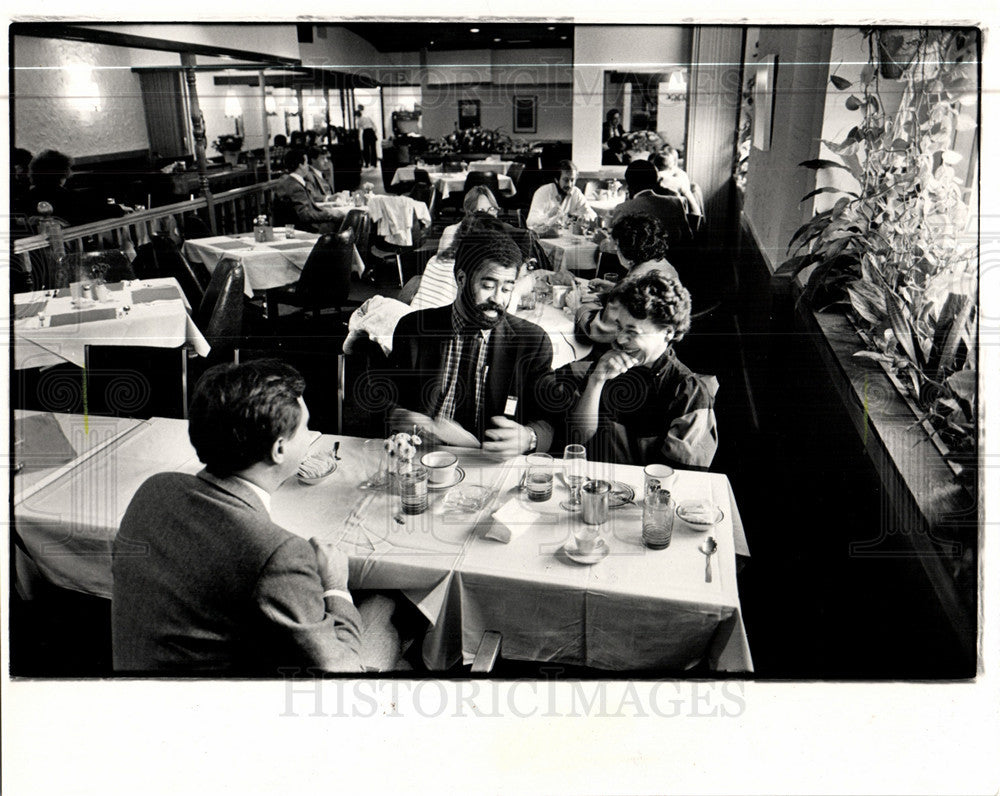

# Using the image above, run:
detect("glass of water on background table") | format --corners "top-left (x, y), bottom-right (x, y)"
top-left (560, 444), bottom-right (586, 512)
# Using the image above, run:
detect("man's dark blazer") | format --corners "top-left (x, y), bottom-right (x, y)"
top-left (610, 189), bottom-right (699, 247)
top-left (111, 470), bottom-right (363, 675)
top-left (386, 305), bottom-right (556, 452)
top-left (273, 173), bottom-right (334, 231)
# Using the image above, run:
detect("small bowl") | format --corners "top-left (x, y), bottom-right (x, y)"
top-left (676, 500), bottom-right (724, 530)
top-left (298, 456), bottom-right (337, 485)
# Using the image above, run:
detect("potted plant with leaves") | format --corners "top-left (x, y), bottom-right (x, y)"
top-left (212, 134), bottom-right (244, 167)
top-left (777, 28), bottom-right (978, 479)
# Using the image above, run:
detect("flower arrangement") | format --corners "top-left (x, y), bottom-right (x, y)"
top-left (212, 134), bottom-right (244, 154)
top-left (384, 432), bottom-right (422, 475)
top-left (621, 130), bottom-right (665, 156)
top-left (430, 126), bottom-right (515, 156)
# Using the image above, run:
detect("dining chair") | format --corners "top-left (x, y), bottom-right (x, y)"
top-left (367, 194), bottom-right (432, 287)
top-left (265, 228), bottom-right (359, 329)
top-left (64, 249), bottom-right (136, 285)
top-left (194, 256), bottom-right (245, 360)
top-left (339, 208), bottom-right (372, 275)
top-left (131, 235), bottom-right (209, 308)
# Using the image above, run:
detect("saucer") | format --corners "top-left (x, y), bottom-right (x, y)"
top-left (563, 538), bottom-right (609, 565)
top-left (608, 482), bottom-right (635, 508)
top-left (427, 466), bottom-right (465, 491)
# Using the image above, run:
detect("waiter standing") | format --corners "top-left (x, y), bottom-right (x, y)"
top-left (355, 106), bottom-right (378, 168)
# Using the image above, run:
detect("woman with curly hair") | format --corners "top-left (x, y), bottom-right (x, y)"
top-left (575, 213), bottom-right (679, 346)
top-left (557, 271), bottom-right (719, 468)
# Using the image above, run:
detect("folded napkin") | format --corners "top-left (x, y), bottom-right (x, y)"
top-left (47, 308), bottom-right (118, 327)
top-left (14, 300), bottom-right (48, 321)
top-left (14, 413), bottom-right (77, 471)
top-left (131, 286), bottom-right (181, 304)
top-left (484, 497), bottom-right (539, 544)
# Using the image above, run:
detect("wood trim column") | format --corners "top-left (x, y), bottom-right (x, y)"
top-left (685, 27), bottom-right (744, 251)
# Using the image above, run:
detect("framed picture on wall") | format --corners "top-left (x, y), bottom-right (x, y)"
top-left (458, 99), bottom-right (481, 130)
top-left (513, 95), bottom-right (537, 134)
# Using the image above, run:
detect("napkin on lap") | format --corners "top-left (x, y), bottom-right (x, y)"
top-left (484, 497), bottom-right (539, 543)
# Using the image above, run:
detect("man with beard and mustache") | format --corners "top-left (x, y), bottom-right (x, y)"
top-left (525, 159), bottom-right (597, 237)
top-left (385, 218), bottom-right (555, 456)
top-left (555, 271), bottom-right (718, 468)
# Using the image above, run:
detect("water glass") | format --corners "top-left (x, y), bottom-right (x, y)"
top-left (525, 452), bottom-right (554, 503)
top-left (560, 444), bottom-right (587, 512)
top-left (399, 464), bottom-right (429, 515)
top-left (361, 439), bottom-right (389, 489)
top-left (284, 224), bottom-right (296, 239)
top-left (642, 489), bottom-right (676, 549)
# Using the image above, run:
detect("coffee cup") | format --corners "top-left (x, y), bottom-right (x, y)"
top-left (573, 525), bottom-right (601, 555)
top-left (421, 450), bottom-right (458, 485)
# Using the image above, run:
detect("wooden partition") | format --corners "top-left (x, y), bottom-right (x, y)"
top-left (12, 180), bottom-right (278, 284)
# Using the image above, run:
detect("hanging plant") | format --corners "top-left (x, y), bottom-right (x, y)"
top-left (776, 27), bottom-right (978, 478)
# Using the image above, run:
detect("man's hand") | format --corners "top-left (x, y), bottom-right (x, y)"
top-left (588, 277), bottom-right (617, 295)
top-left (591, 349), bottom-right (639, 384)
top-left (389, 408), bottom-right (479, 448)
top-left (309, 537), bottom-right (350, 592)
top-left (483, 416), bottom-right (535, 457)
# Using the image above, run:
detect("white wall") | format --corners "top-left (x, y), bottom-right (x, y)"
top-left (573, 26), bottom-right (692, 170)
top-left (79, 24), bottom-right (301, 62)
top-left (13, 35), bottom-right (150, 159)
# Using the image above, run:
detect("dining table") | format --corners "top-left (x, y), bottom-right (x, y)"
top-left (12, 277), bottom-right (210, 372)
top-left (537, 231), bottom-right (602, 273)
top-left (586, 194), bottom-right (627, 219)
top-left (12, 413), bottom-right (752, 673)
top-left (391, 168), bottom-right (516, 199)
top-left (182, 231), bottom-right (365, 298)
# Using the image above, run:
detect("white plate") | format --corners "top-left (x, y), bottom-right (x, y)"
top-left (427, 466), bottom-right (465, 491)
top-left (563, 538), bottom-right (609, 565)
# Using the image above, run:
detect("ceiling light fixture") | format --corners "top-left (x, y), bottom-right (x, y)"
top-left (470, 28), bottom-right (479, 33)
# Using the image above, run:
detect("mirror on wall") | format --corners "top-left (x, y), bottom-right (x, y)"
top-left (603, 69), bottom-right (689, 162)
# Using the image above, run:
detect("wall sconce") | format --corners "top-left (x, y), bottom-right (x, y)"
top-left (66, 64), bottom-right (102, 114)
top-left (224, 91), bottom-right (243, 119)
top-left (264, 91), bottom-right (278, 116)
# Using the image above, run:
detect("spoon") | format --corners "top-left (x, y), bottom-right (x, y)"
top-left (699, 536), bottom-right (718, 583)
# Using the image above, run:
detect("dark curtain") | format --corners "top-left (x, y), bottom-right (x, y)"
top-left (139, 71), bottom-right (189, 160)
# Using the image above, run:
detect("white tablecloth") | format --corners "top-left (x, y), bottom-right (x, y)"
top-left (12, 278), bottom-right (210, 370)
top-left (13, 420), bottom-right (751, 672)
top-left (538, 233), bottom-right (601, 273)
top-left (391, 169), bottom-right (516, 199)
top-left (586, 196), bottom-right (626, 218)
top-left (183, 233), bottom-right (365, 296)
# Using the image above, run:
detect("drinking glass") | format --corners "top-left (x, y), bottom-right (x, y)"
top-left (560, 444), bottom-right (587, 512)
top-left (399, 464), bottom-right (429, 515)
top-left (361, 439), bottom-right (389, 489)
top-left (524, 452), bottom-right (554, 503)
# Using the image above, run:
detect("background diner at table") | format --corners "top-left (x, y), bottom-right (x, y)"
top-left (8, 21), bottom-right (980, 683)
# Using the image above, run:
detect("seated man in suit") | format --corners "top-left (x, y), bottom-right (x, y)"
top-left (554, 271), bottom-right (718, 468)
top-left (305, 146), bottom-right (334, 202)
top-left (273, 148), bottom-right (342, 232)
top-left (386, 217), bottom-right (555, 456)
top-left (609, 159), bottom-right (702, 246)
top-left (525, 159), bottom-right (597, 236)
top-left (112, 359), bottom-right (404, 675)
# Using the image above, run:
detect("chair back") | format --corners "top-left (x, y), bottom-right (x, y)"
top-left (132, 236), bottom-right (209, 307)
top-left (505, 161), bottom-right (525, 186)
top-left (64, 249), bottom-right (136, 284)
top-left (380, 147), bottom-right (400, 193)
top-left (196, 257), bottom-right (245, 348)
top-left (339, 208), bottom-right (372, 267)
top-left (294, 228), bottom-right (355, 310)
top-left (463, 170), bottom-right (501, 197)
top-left (270, 195), bottom-right (298, 228)
top-left (181, 214), bottom-right (212, 242)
